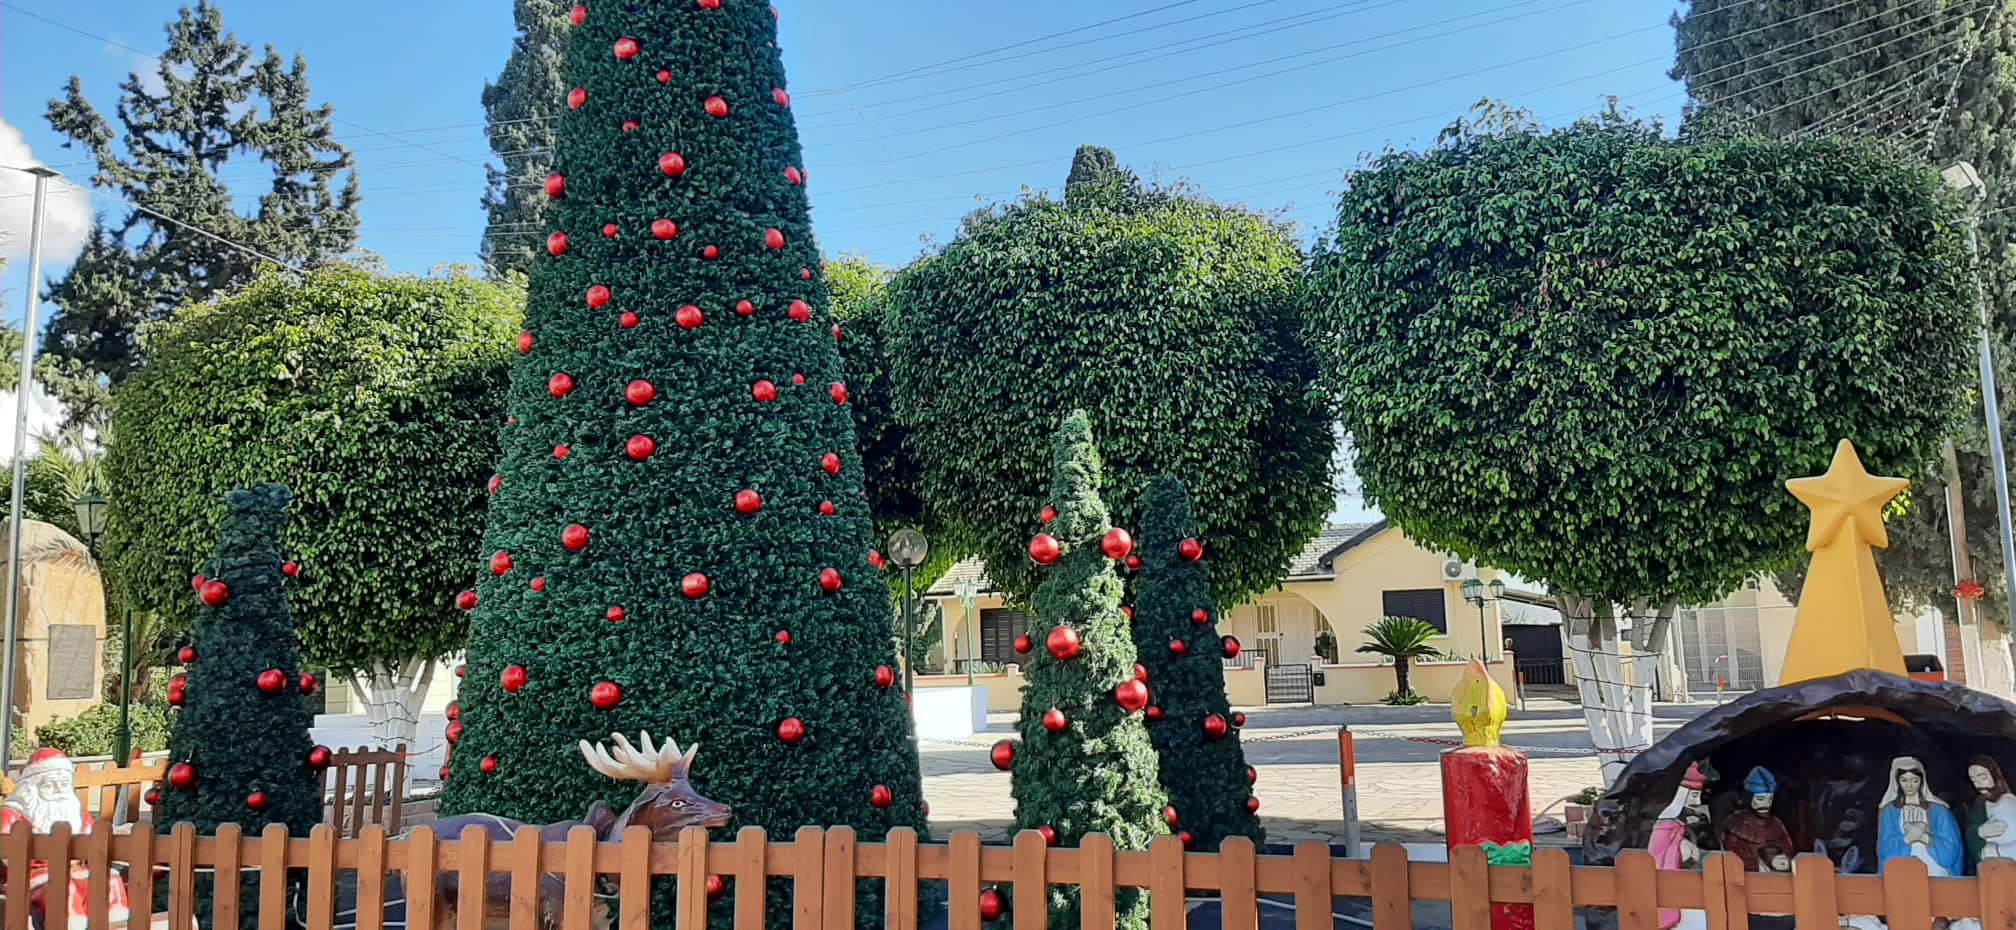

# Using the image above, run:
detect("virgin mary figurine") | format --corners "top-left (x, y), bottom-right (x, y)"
top-left (1876, 756), bottom-right (1963, 876)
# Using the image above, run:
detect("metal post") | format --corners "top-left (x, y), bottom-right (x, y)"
top-left (1337, 727), bottom-right (1360, 859)
top-left (901, 565), bottom-right (916, 696)
top-left (1477, 602), bottom-right (1489, 662)
top-left (0, 168), bottom-right (57, 769)
top-left (1966, 217), bottom-right (2016, 634)
top-left (115, 606), bottom-right (133, 763)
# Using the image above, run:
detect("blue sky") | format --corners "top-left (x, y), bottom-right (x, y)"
top-left (0, 0), bottom-right (1693, 518)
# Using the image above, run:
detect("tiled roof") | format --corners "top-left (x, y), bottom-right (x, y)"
top-left (924, 521), bottom-right (1386, 597)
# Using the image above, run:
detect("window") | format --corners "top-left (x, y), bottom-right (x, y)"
top-left (1382, 588), bottom-right (1447, 632)
top-left (979, 609), bottom-right (1037, 666)
top-left (1252, 605), bottom-right (1281, 668)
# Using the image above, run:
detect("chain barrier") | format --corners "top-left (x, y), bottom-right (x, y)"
top-left (922, 726), bottom-right (1642, 756)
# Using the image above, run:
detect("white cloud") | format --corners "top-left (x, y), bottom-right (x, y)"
top-left (0, 119), bottom-right (93, 268)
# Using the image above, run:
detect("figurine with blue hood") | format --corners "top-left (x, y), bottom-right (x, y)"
top-left (1718, 765), bottom-right (1796, 872)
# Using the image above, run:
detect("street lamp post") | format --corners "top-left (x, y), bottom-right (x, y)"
top-left (0, 166), bottom-right (61, 769)
top-left (1942, 160), bottom-right (2016, 637)
top-left (71, 480), bottom-right (119, 761)
top-left (1461, 577), bottom-right (1507, 662)
top-left (887, 529), bottom-right (930, 697)
top-left (953, 579), bottom-right (980, 686)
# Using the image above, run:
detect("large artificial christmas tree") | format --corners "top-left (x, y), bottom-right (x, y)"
top-left (1131, 475), bottom-right (1263, 852)
top-left (442, 1), bottom-right (927, 923)
top-left (1003, 411), bottom-right (1166, 930)
top-left (154, 484), bottom-right (325, 929)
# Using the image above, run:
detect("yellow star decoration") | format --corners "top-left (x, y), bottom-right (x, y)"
top-left (1777, 439), bottom-right (1910, 684)
top-left (1785, 440), bottom-right (1909, 553)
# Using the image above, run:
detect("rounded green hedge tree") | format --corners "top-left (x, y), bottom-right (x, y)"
top-left (105, 265), bottom-right (521, 743)
top-left (1304, 114), bottom-right (1975, 776)
top-left (889, 146), bottom-right (1333, 606)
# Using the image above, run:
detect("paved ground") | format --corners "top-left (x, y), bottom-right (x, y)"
top-left (917, 697), bottom-right (1711, 849)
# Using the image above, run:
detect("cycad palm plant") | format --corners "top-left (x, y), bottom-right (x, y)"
top-left (1356, 616), bottom-right (1443, 700)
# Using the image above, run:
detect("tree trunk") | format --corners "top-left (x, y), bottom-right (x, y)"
top-left (1395, 656), bottom-right (1412, 696)
top-left (1562, 594), bottom-right (1674, 784)
top-left (350, 658), bottom-right (435, 750)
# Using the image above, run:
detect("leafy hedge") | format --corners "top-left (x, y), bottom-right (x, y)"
top-left (889, 147), bottom-right (1333, 606)
top-left (35, 703), bottom-right (172, 757)
top-left (104, 266), bottom-right (522, 676)
top-left (1304, 115), bottom-right (1975, 605)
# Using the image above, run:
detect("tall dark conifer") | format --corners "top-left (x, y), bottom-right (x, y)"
top-left (41, 0), bottom-right (358, 383)
top-left (480, 0), bottom-right (573, 278)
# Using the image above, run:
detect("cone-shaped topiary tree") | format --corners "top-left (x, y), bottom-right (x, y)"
top-left (441, 3), bottom-right (927, 925)
top-left (1005, 411), bottom-right (1166, 929)
top-left (154, 483), bottom-right (324, 929)
top-left (1131, 475), bottom-right (1263, 851)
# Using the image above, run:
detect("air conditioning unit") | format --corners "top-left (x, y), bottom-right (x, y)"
top-left (1441, 559), bottom-right (1477, 582)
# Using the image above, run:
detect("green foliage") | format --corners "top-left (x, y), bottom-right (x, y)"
top-left (1671, 1), bottom-right (2016, 626)
top-left (440, 7), bottom-right (929, 928)
top-left (1357, 616), bottom-right (1443, 698)
top-left (1130, 475), bottom-right (1261, 852)
top-left (1381, 690), bottom-right (1428, 706)
top-left (480, 0), bottom-right (573, 278)
top-left (35, 702), bottom-right (171, 757)
top-left (1313, 629), bottom-right (1339, 664)
top-left (104, 266), bottom-right (521, 675)
top-left (889, 148), bottom-right (1333, 608)
top-left (1306, 116), bottom-right (1976, 608)
top-left (42, 2), bottom-right (359, 383)
top-left (156, 484), bottom-right (320, 929)
top-left (1012, 412), bottom-right (1166, 930)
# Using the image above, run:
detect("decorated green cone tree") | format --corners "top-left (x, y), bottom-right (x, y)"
top-left (441, 2), bottom-right (926, 924)
top-left (1003, 411), bottom-right (1166, 929)
top-left (1131, 475), bottom-right (1263, 852)
top-left (154, 484), bottom-right (324, 929)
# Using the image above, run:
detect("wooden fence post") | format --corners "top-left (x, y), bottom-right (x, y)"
top-left (1011, 830), bottom-right (1047, 930)
top-left (357, 825), bottom-right (388, 930)
top-left (510, 824), bottom-right (543, 930)
top-left (793, 826), bottom-right (826, 930)
top-left (947, 831), bottom-right (981, 930)
top-left (678, 824), bottom-right (711, 930)
top-left (1077, 833), bottom-right (1116, 930)
top-left (731, 826), bottom-right (767, 930)
top-left (886, 826), bottom-right (919, 930)
top-left (1147, 834), bottom-right (1186, 930)
top-left (211, 823), bottom-right (241, 930)
top-left (1217, 836), bottom-right (1258, 930)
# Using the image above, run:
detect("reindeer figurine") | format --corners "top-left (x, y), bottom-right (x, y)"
top-left (426, 732), bottom-right (732, 930)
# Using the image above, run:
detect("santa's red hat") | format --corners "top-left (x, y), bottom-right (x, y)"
top-left (17, 748), bottom-right (72, 783)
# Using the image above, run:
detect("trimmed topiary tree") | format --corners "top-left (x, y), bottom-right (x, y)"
top-left (440, 4), bottom-right (928, 926)
top-left (1007, 411), bottom-right (1166, 930)
top-left (889, 145), bottom-right (1333, 607)
top-left (105, 265), bottom-right (521, 747)
top-left (1304, 111), bottom-right (1975, 779)
top-left (153, 484), bottom-right (324, 929)
top-left (1131, 475), bottom-right (1262, 852)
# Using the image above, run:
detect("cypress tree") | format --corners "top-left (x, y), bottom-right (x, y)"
top-left (442, 3), bottom-right (927, 924)
top-left (154, 484), bottom-right (324, 929)
top-left (41, 0), bottom-right (359, 383)
top-left (1670, 0), bottom-right (2016, 622)
top-left (1007, 411), bottom-right (1166, 930)
top-left (1131, 475), bottom-right (1263, 852)
top-left (480, 0), bottom-right (573, 278)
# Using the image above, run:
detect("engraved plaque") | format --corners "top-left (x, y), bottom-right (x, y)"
top-left (45, 625), bottom-right (94, 701)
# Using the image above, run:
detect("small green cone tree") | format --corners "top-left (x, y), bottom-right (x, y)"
top-left (1008, 411), bottom-right (1166, 929)
top-left (1132, 475), bottom-right (1263, 851)
top-left (155, 484), bottom-right (324, 929)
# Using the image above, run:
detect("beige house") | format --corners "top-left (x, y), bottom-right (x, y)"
top-left (922, 521), bottom-right (1522, 708)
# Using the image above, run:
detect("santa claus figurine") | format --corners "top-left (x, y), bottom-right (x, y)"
top-left (1, 748), bottom-right (132, 930)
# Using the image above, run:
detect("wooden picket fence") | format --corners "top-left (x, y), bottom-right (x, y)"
top-left (1, 745), bottom-right (408, 837)
top-left (10, 822), bottom-right (2015, 930)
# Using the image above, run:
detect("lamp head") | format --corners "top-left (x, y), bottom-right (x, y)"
top-left (888, 529), bottom-right (929, 568)
top-left (1461, 577), bottom-right (1482, 604)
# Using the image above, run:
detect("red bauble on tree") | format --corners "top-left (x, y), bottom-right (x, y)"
top-left (1162, 806), bottom-right (1179, 826)
top-left (613, 36), bottom-right (639, 59)
top-left (1178, 538), bottom-right (1204, 562)
top-left (167, 763), bottom-right (197, 790)
top-left (1134, 664), bottom-right (1148, 681)
top-left (1168, 639), bottom-right (1187, 657)
top-left (626, 435), bottom-right (657, 460)
top-left (456, 590), bottom-right (478, 611)
top-left (546, 232), bottom-right (568, 256)
top-left (675, 305), bottom-right (704, 329)
top-left (1036, 825), bottom-right (1057, 846)
top-left (776, 717), bottom-right (805, 744)
top-left (1202, 713), bottom-right (1228, 740)
top-left (1146, 706), bottom-right (1163, 722)
top-left (788, 299), bottom-right (811, 322)
top-left (990, 740), bottom-right (1015, 771)
top-left (979, 890), bottom-right (1003, 922)
top-left (869, 785), bottom-right (893, 808)
top-left (772, 88), bottom-right (790, 107)
top-left (601, 223), bottom-right (618, 238)
top-left (627, 379), bottom-right (658, 406)
top-left (1245, 797), bottom-right (1260, 813)
top-left (501, 665), bottom-right (528, 693)
top-left (682, 573), bottom-right (710, 599)
top-left (1041, 708), bottom-right (1067, 732)
top-left (1039, 506), bottom-right (1057, 524)
top-left (874, 665), bottom-right (895, 688)
top-left (704, 96), bottom-right (729, 118)
top-left (774, 631), bottom-right (791, 645)
top-left (300, 672), bottom-right (320, 696)
top-left (705, 876), bottom-right (727, 900)
top-left (1177, 831), bottom-right (1194, 848)
top-left (1191, 608), bottom-right (1209, 625)
top-left (619, 311), bottom-right (640, 329)
top-left (590, 682), bottom-right (622, 710)
top-left (567, 87), bottom-right (586, 109)
top-left (517, 331), bottom-right (534, 355)
top-left (1231, 711), bottom-right (1246, 727)
top-left (1012, 634), bottom-right (1033, 655)
top-left (606, 606), bottom-right (626, 622)
top-left (1245, 765), bottom-right (1258, 784)
top-left (480, 756), bottom-right (499, 773)
top-left (1027, 533), bottom-right (1061, 565)
top-left (822, 453), bottom-right (842, 474)
top-left (1100, 527), bottom-right (1133, 560)
top-left (1121, 606), bottom-right (1134, 620)
top-left (736, 299), bottom-right (755, 316)
top-left (1221, 636), bottom-right (1242, 659)
top-left (658, 152), bottom-right (687, 178)
top-left (585, 284), bottom-right (611, 309)
top-left (490, 550), bottom-right (514, 575)
top-left (652, 219), bottom-right (679, 240)
top-left (568, 4), bottom-right (586, 25)
top-left (783, 166), bottom-right (803, 185)
top-left (818, 568), bottom-right (842, 592)
top-left (829, 382), bottom-right (848, 405)
top-left (765, 228), bottom-right (785, 250)
top-left (281, 560), bottom-right (300, 577)
top-left (561, 524), bottom-right (590, 551)
top-left (818, 501), bottom-right (836, 516)
top-left (752, 380), bottom-right (778, 402)
top-left (177, 646), bottom-right (197, 664)
top-left (256, 669), bottom-right (286, 695)
top-left (735, 490), bottom-right (763, 514)
top-left (167, 687), bottom-right (186, 707)
top-left (199, 580), bottom-right (230, 607)
top-left (246, 791), bottom-right (268, 811)
top-left (1114, 679), bottom-right (1149, 712)
top-left (1125, 555), bottom-right (1141, 571)
top-left (544, 173), bottom-right (565, 198)
top-left (1044, 625), bottom-right (1080, 660)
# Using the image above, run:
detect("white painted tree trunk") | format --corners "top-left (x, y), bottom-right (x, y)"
top-left (1562, 595), bottom-right (1673, 784)
top-left (350, 658), bottom-right (436, 750)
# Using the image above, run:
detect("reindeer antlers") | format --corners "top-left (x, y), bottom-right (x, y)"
top-left (579, 731), bottom-right (701, 784)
